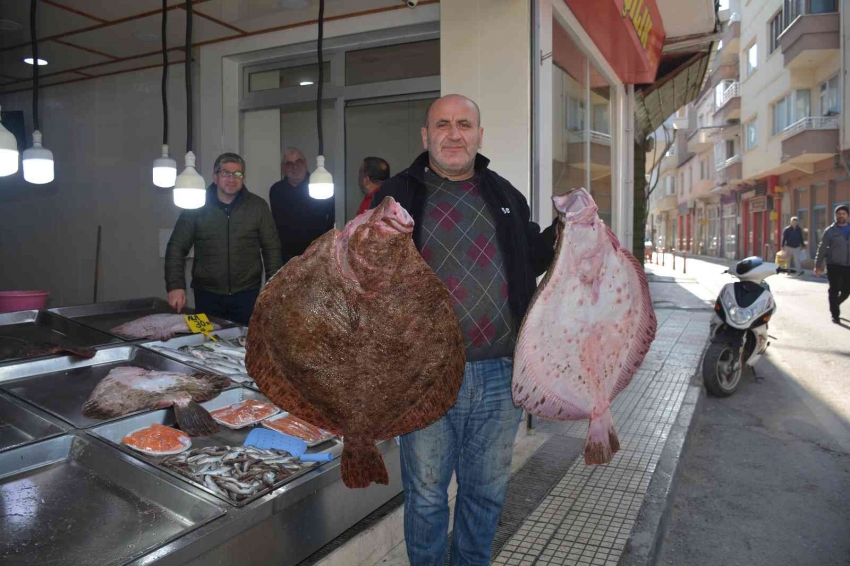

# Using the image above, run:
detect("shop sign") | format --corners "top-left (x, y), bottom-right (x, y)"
top-left (565, 0), bottom-right (665, 84)
top-left (749, 197), bottom-right (767, 213)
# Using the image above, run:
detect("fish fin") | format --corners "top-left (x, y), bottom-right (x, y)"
top-left (584, 407), bottom-right (619, 465)
top-left (56, 346), bottom-right (96, 359)
top-left (174, 400), bottom-right (220, 437)
top-left (341, 440), bottom-right (389, 488)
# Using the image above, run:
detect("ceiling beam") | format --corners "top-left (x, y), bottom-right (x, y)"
top-left (53, 38), bottom-right (119, 60)
top-left (41, 0), bottom-right (109, 24)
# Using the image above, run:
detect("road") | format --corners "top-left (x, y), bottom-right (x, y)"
top-left (649, 256), bottom-right (850, 566)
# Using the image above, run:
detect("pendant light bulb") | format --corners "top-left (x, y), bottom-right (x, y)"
top-left (0, 106), bottom-right (19, 177)
top-left (308, 155), bottom-right (334, 200)
top-left (173, 151), bottom-right (206, 209)
top-left (153, 144), bottom-right (177, 188)
top-left (22, 130), bottom-right (53, 184)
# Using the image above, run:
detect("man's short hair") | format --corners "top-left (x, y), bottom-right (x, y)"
top-left (836, 204), bottom-right (850, 215)
top-left (213, 152), bottom-right (245, 174)
top-left (790, 216), bottom-right (798, 222)
top-left (283, 147), bottom-right (305, 161)
top-left (362, 157), bottom-right (390, 183)
top-left (424, 95), bottom-right (482, 128)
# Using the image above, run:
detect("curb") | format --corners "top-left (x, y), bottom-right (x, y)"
top-left (617, 350), bottom-right (707, 566)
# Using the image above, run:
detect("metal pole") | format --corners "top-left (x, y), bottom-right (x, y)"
top-left (662, 251), bottom-right (665, 266)
top-left (683, 252), bottom-right (687, 274)
top-left (672, 252), bottom-right (676, 270)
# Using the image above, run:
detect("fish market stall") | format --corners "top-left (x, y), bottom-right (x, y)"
top-left (49, 297), bottom-right (235, 342)
top-left (0, 306), bottom-right (403, 566)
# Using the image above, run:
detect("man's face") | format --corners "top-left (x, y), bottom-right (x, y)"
top-left (791, 219), bottom-right (797, 228)
top-left (837, 210), bottom-right (849, 225)
top-left (421, 96), bottom-right (483, 178)
top-left (358, 163), bottom-right (369, 195)
top-left (214, 161), bottom-right (244, 196)
top-left (282, 152), bottom-right (307, 186)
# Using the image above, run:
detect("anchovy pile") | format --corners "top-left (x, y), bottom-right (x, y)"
top-left (161, 445), bottom-right (308, 502)
top-left (149, 341), bottom-right (254, 385)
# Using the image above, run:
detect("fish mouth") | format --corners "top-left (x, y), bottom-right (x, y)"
top-left (553, 188), bottom-right (598, 224)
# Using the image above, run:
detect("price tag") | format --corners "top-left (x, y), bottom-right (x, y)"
top-left (184, 314), bottom-right (218, 341)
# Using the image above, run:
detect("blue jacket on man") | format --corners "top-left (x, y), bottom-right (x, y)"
top-left (782, 224), bottom-right (804, 248)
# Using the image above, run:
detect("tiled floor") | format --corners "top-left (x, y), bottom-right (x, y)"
top-left (373, 291), bottom-right (711, 566)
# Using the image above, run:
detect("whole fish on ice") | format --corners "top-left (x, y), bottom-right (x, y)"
top-left (512, 188), bottom-right (656, 464)
top-left (0, 336), bottom-right (95, 363)
top-left (82, 366), bottom-right (231, 436)
top-left (111, 314), bottom-right (221, 341)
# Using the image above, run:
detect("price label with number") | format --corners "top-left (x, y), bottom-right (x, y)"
top-left (184, 314), bottom-right (217, 340)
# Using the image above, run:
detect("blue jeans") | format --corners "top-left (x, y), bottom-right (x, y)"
top-left (401, 357), bottom-right (522, 566)
top-left (192, 287), bottom-right (259, 326)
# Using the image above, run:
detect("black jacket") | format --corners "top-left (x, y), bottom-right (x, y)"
top-left (269, 176), bottom-right (335, 260)
top-left (371, 152), bottom-right (557, 330)
top-left (781, 225), bottom-right (803, 248)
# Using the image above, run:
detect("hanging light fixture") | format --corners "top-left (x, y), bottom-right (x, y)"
top-left (152, 0), bottom-right (176, 188)
top-left (308, 0), bottom-right (333, 200)
top-left (173, 0), bottom-right (205, 209)
top-left (22, 0), bottom-right (54, 185)
top-left (0, 106), bottom-right (19, 176)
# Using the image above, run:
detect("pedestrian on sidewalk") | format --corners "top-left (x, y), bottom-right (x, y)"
top-left (781, 216), bottom-right (805, 274)
top-left (814, 205), bottom-right (850, 324)
top-left (371, 94), bottom-right (558, 566)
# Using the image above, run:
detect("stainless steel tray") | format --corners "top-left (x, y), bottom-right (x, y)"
top-left (0, 391), bottom-right (66, 452)
top-left (0, 310), bottom-right (122, 365)
top-left (49, 297), bottom-right (235, 341)
top-left (0, 434), bottom-right (225, 566)
top-left (0, 345), bottom-right (236, 429)
top-left (141, 327), bottom-right (258, 390)
top-left (88, 387), bottom-right (341, 508)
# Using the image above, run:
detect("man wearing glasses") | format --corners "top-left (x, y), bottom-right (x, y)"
top-left (165, 153), bottom-right (282, 325)
top-left (269, 146), bottom-right (335, 265)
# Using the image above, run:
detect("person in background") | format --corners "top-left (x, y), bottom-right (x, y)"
top-left (371, 94), bottom-right (558, 566)
top-left (814, 204), bottom-right (850, 324)
top-left (781, 216), bottom-right (805, 275)
top-left (165, 153), bottom-right (282, 325)
top-left (269, 147), bottom-right (335, 265)
top-left (356, 157), bottom-right (390, 215)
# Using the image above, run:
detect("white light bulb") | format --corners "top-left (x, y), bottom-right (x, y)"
top-left (22, 130), bottom-right (54, 184)
top-left (23, 57), bottom-right (48, 66)
top-left (173, 151), bottom-right (207, 209)
top-left (0, 106), bottom-right (19, 177)
top-left (153, 144), bottom-right (177, 188)
top-left (308, 155), bottom-right (334, 199)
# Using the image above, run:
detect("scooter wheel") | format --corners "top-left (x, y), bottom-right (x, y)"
top-left (702, 341), bottom-right (743, 397)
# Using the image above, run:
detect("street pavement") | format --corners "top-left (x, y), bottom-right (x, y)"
top-left (650, 255), bottom-right (850, 566)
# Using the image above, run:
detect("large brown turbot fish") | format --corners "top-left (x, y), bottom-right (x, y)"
top-left (246, 197), bottom-right (465, 488)
top-left (512, 188), bottom-right (656, 465)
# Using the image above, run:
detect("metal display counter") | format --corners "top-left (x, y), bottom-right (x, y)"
top-left (0, 300), bottom-right (403, 565)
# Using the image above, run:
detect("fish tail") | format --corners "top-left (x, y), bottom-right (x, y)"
top-left (584, 408), bottom-right (620, 465)
top-left (174, 400), bottom-right (220, 437)
top-left (340, 440), bottom-right (389, 489)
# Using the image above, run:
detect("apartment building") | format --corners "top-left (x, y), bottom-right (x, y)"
top-left (738, 0), bottom-right (845, 263)
top-left (646, 118), bottom-right (679, 251)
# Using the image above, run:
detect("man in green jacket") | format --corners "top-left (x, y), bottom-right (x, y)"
top-left (165, 153), bottom-right (282, 325)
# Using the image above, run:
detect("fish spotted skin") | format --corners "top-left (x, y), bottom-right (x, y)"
top-left (247, 197), bottom-right (465, 489)
top-left (512, 188), bottom-right (656, 464)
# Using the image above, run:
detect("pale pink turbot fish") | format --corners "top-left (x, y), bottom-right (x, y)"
top-left (512, 188), bottom-right (656, 465)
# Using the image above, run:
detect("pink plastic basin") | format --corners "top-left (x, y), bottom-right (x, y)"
top-left (0, 291), bottom-right (50, 313)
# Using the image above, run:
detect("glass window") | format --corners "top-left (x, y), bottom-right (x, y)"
top-left (714, 142), bottom-right (724, 168)
top-left (722, 203), bottom-right (737, 259)
top-left (794, 89), bottom-right (811, 122)
top-left (820, 75), bottom-right (840, 115)
top-left (773, 96), bottom-right (788, 134)
top-left (785, 0), bottom-right (804, 23)
top-left (725, 139), bottom-right (735, 160)
top-left (773, 90), bottom-right (812, 134)
top-left (248, 62), bottom-right (331, 93)
top-left (551, 19), bottom-right (613, 226)
top-left (345, 40), bottom-right (439, 86)
top-left (797, 207), bottom-right (809, 250)
top-left (810, 0), bottom-right (837, 13)
top-left (814, 206), bottom-right (828, 252)
top-left (769, 12), bottom-right (783, 54)
top-left (746, 43), bottom-right (758, 77)
top-left (746, 119), bottom-right (759, 150)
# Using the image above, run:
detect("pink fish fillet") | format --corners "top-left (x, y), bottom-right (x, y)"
top-left (512, 188), bottom-right (656, 465)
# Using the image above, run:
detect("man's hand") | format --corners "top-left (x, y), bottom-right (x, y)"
top-left (168, 289), bottom-right (186, 313)
top-left (814, 267), bottom-right (821, 277)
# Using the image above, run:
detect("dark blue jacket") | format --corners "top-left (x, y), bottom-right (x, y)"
top-left (782, 225), bottom-right (803, 248)
top-left (370, 151), bottom-right (557, 330)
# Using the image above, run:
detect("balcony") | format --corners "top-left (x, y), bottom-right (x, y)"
top-left (707, 55), bottom-right (739, 90)
top-left (779, 13), bottom-right (839, 70)
top-left (567, 130), bottom-right (612, 181)
top-left (781, 116), bottom-right (839, 173)
top-left (568, 130), bottom-right (612, 146)
top-left (651, 194), bottom-right (679, 214)
top-left (719, 15), bottom-right (741, 55)
top-left (714, 154), bottom-right (743, 184)
top-left (687, 129), bottom-right (714, 153)
top-left (713, 82), bottom-right (741, 123)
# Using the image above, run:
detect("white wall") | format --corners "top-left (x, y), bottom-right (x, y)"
top-left (440, 0), bottom-right (532, 197)
top-left (242, 108), bottom-right (281, 205)
top-left (0, 66), bottom-right (202, 308)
